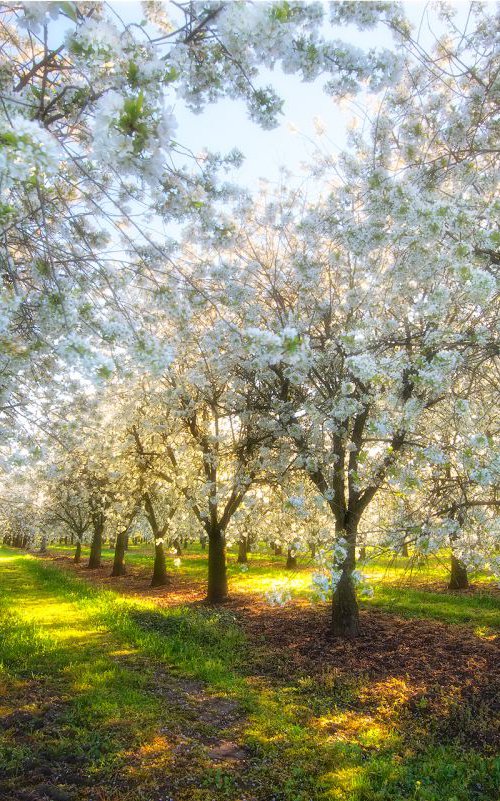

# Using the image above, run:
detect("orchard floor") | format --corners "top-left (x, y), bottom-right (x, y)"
top-left (1, 547), bottom-right (499, 801)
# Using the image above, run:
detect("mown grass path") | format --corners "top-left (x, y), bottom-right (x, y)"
top-left (1, 548), bottom-right (499, 801)
top-left (0, 550), bottom-right (250, 801)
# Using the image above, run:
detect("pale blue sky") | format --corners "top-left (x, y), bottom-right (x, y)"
top-left (107, 1), bottom-right (479, 193)
top-left (43, 0), bottom-right (484, 245)
top-left (154, 1), bottom-right (478, 192)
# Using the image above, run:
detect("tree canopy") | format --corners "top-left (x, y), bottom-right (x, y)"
top-left (0, 1), bottom-right (498, 637)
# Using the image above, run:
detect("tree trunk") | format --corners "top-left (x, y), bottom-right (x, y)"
top-left (39, 535), bottom-right (48, 555)
top-left (237, 536), bottom-right (248, 564)
top-left (359, 545), bottom-right (366, 560)
top-left (87, 517), bottom-right (103, 569)
top-left (448, 553), bottom-right (469, 590)
top-left (332, 570), bottom-right (360, 638)
top-left (74, 540), bottom-right (82, 563)
top-left (150, 541), bottom-right (169, 587)
top-left (173, 537), bottom-right (182, 556)
top-left (200, 533), bottom-right (207, 551)
top-left (332, 521), bottom-right (360, 638)
top-left (401, 539), bottom-right (409, 557)
top-left (286, 548), bottom-right (297, 569)
top-left (111, 529), bottom-right (127, 577)
top-left (310, 543), bottom-right (316, 559)
top-left (207, 526), bottom-right (228, 603)
top-left (124, 532), bottom-right (129, 550)
top-left (274, 544), bottom-right (283, 556)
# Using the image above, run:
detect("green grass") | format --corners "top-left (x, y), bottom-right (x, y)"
top-left (362, 584), bottom-right (500, 632)
top-left (49, 540), bottom-right (500, 633)
top-left (0, 549), bottom-right (250, 800)
top-left (2, 547), bottom-right (499, 801)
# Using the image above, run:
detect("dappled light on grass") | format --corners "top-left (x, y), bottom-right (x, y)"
top-left (1, 550), bottom-right (499, 801)
top-left (46, 543), bottom-right (500, 632)
top-left (122, 734), bottom-right (174, 776)
top-left (315, 710), bottom-right (393, 748)
top-left (473, 626), bottom-right (498, 640)
top-left (360, 677), bottom-right (416, 713)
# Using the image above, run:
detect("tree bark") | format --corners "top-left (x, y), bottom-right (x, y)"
top-left (150, 541), bottom-right (169, 587)
top-left (332, 520), bottom-right (360, 638)
top-left (237, 536), bottom-right (248, 564)
top-left (74, 540), bottom-right (82, 564)
top-left (87, 516), bottom-right (103, 569)
top-left (173, 537), bottom-right (182, 556)
top-left (286, 548), bottom-right (297, 569)
top-left (111, 529), bottom-right (127, 577)
top-left (448, 553), bottom-right (469, 590)
top-left (274, 544), bottom-right (283, 556)
top-left (207, 526), bottom-right (228, 603)
top-left (332, 569), bottom-right (360, 638)
top-left (359, 545), bottom-right (366, 560)
top-left (401, 539), bottom-right (409, 557)
top-left (39, 536), bottom-right (48, 555)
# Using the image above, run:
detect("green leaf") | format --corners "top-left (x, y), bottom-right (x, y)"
top-left (59, 1), bottom-right (78, 23)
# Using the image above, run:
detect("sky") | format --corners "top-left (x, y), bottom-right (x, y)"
top-left (104, 1), bottom-right (480, 195)
top-left (153, 1), bottom-right (480, 193)
top-left (45, 0), bottom-right (485, 246)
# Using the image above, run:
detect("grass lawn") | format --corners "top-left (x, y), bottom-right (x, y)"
top-left (49, 541), bottom-right (500, 634)
top-left (0, 546), bottom-right (499, 801)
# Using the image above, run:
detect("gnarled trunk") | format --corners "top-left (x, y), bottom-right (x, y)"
top-left (111, 529), bottom-right (127, 577)
top-left (237, 536), bottom-right (248, 564)
top-left (449, 553), bottom-right (469, 590)
top-left (151, 541), bottom-right (169, 587)
top-left (332, 520), bottom-right (360, 638)
top-left (88, 516), bottom-right (103, 569)
top-left (286, 548), bottom-right (297, 570)
top-left (207, 526), bottom-right (228, 603)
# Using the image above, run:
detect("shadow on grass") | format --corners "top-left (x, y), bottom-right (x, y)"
top-left (1, 549), bottom-right (499, 801)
